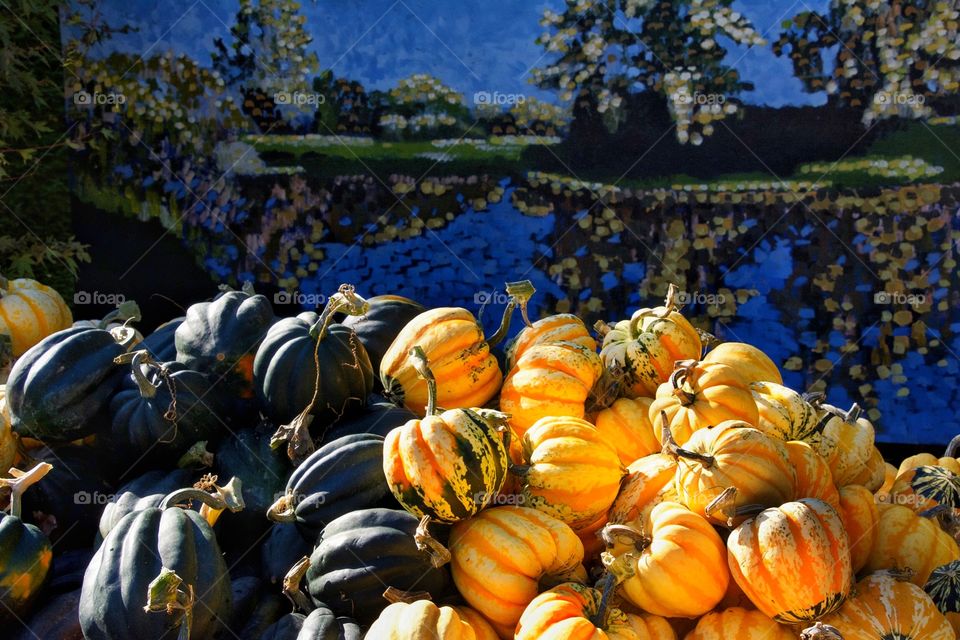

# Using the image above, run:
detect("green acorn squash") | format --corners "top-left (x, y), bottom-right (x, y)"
top-left (340, 294), bottom-right (424, 376)
top-left (259, 608), bottom-right (361, 640)
top-left (304, 508), bottom-right (451, 625)
top-left (7, 326), bottom-right (131, 441)
top-left (261, 523), bottom-right (313, 586)
top-left (0, 464), bottom-right (53, 624)
top-left (12, 588), bottom-right (81, 640)
top-left (95, 468), bottom-right (194, 546)
top-left (321, 401), bottom-right (417, 443)
top-left (140, 317), bottom-right (183, 363)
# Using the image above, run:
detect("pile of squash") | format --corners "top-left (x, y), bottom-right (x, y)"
top-left (2, 278), bottom-right (960, 639)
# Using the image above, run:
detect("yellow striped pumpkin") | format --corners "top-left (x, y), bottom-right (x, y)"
top-left (810, 403), bottom-right (875, 488)
top-left (702, 341), bottom-right (782, 385)
top-left (837, 484), bottom-right (880, 574)
top-left (592, 397), bottom-right (659, 465)
top-left (890, 465), bottom-right (960, 514)
top-left (608, 453), bottom-right (678, 527)
top-left (685, 607), bottom-right (794, 640)
top-left (505, 313), bottom-right (595, 370)
top-left (865, 503), bottom-right (960, 585)
top-left (785, 440), bottom-right (840, 509)
top-left (515, 582), bottom-right (650, 640)
top-left (0, 276), bottom-right (72, 357)
top-left (367, 599), bottom-right (499, 640)
top-left (750, 381), bottom-right (819, 442)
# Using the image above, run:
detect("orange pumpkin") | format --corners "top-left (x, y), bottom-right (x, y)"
top-left (837, 484), bottom-right (880, 574)
top-left (875, 461), bottom-right (898, 504)
top-left (622, 613), bottom-right (676, 639)
top-left (604, 501), bottom-right (729, 618)
top-left (517, 416), bottom-right (625, 529)
top-left (810, 403), bottom-right (875, 488)
top-left (506, 313), bottom-right (595, 370)
top-left (785, 440), bottom-right (840, 509)
top-left (598, 285), bottom-right (702, 399)
top-left (449, 506), bottom-right (585, 637)
top-left (685, 607), bottom-right (794, 640)
top-left (0, 275), bottom-right (72, 358)
top-left (515, 582), bottom-right (647, 640)
top-left (650, 360), bottom-right (758, 446)
top-left (608, 453), bottom-right (678, 527)
top-left (890, 465), bottom-right (960, 514)
top-left (749, 381), bottom-right (819, 442)
top-left (499, 341), bottom-right (603, 438)
top-left (846, 445), bottom-right (886, 492)
top-left (864, 503), bottom-right (960, 585)
top-left (670, 421), bottom-right (795, 525)
top-left (367, 599), bottom-right (500, 639)
top-left (593, 397), bottom-right (659, 465)
top-left (702, 342), bottom-right (782, 384)
top-left (898, 452), bottom-right (960, 478)
top-left (818, 571), bottom-right (954, 639)
top-left (727, 498), bottom-right (852, 623)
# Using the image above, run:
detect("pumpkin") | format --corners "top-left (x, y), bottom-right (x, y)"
top-left (598, 285), bottom-right (702, 398)
top-left (837, 484), bottom-right (880, 574)
top-left (684, 607), bottom-right (793, 640)
top-left (818, 571), bottom-right (954, 639)
top-left (383, 347), bottom-right (509, 523)
top-left (0, 463), bottom-right (54, 623)
top-left (13, 587), bottom-right (82, 640)
top-left (785, 440), bottom-right (840, 509)
top-left (505, 312), bottom-right (596, 370)
top-left (924, 560), bottom-right (960, 637)
top-left (649, 360), bottom-right (758, 446)
top-left (79, 479), bottom-right (239, 639)
top-left (749, 381), bottom-right (819, 442)
top-left (367, 598), bottom-right (498, 640)
top-left (515, 582), bottom-right (648, 640)
top-left (268, 434), bottom-right (396, 542)
top-left (7, 326), bottom-right (131, 441)
top-left (174, 287), bottom-right (274, 400)
top-left (340, 294), bottom-right (425, 375)
top-left (96, 469), bottom-right (194, 545)
top-left (603, 501), bottom-right (729, 618)
top-left (622, 613), bottom-right (676, 640)
top-left (670, 420), bottom-right (795, 525)
top-left (0, 275), bottom-right (72, 358)
top-left (891, 465), bottom-right (960, 514)
top-left (727, 498), bottom-right (852, 622)
top-left (304, 508), bottom-right (452, 624)
top-left (260, 523), bottom-right (313, 586)
top-left (846, 445), bottom-right (887, 492)
top-left (702, 342), bottom-right (782, 384)
top-left (449, 506), bottom-right (585, 637)
top-left (259, 607), bottom-right (362, 640)
top-left (898, 451), bottom-right (960, 478)
top-left (875, 461), bottom-right (898, 503)
top-left (593, 397), bottom-right (659, 465)
top-left (254, 306), bottom-right (373, 428)
top-left (810, 403), bottom-right (875, 488)
top-left (608, 453), bottom-right (678, 527)
top-left (109, 350), bottom-right (228, 462)
top-left (380, 281), bottom-right (527, 415)
top-left (0, 385), bottom-right (15, 474)
top-left (139, 317), bottom-right (183, 362)
top-left (321, 401), bottom-right (417, 442)
top-left (499, 340), bottom-right (603, 438)
top-left (865, 503), bottom-right (960, 585)
top-left (516, 416), bottom-right (625, 529)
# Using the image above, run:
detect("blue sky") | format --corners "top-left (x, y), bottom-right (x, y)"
top-left (85, 0), bottom-right (830, 107)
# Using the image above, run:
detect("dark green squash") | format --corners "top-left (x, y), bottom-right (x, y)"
top-left (140, 317), bottom-right (184, 365)
top-left (259, 608), bottom-right (362, 640)
top-left (305, 508), bottom-right (451, 624)
top-left (321, 401), bottom-right (417, 443)
top-left (267, 434), bottom-right (396, 542)
top-left (261, 523), bottom-right (313, 586)
top-left (7, 326), bottom-right (131, 441)
top-left (339, 294), bottom-right (425, 376)
top-left (238, 591), bottom-right (287, 639)
top-left (925, 559), bottom-right (960, 624)
top-left (175, 289), bottom-right (274, 401)
top-left (95, 469), bottom-right (194, 546)
top-left (13, 588), bottom-right (82, 640)
top-left (79, 482), bottom-right (238, 640)
top-left (0, 463), bottom-right (53, 624)
top-left (109, 350), bottom-right (228, 463)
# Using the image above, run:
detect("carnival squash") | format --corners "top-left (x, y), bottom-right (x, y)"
top-left (593, 397), bottom-right (659, 465)
top-left (608, 453), bottom-right (678, 527)
top-left (890, 464), bottom-right (960, 514)
top-left (0, 275), bottom-right (72, 358)
top-left (837, 484), bottom-right (880, 574)
top-left (785, 440), bottom-right (840, 509)
top-left (340, 294), bottom-right (425, 375)
top-left (702, 342), bottom-right (782, 385)
top-left (684, 607), bottom-right (793, 640)
top-left (924, 560), bottom-right (960, 637)
top-left (750, 381), bottom-right (819, 442)
top-left (810, 403), bottom-right (875, 488)
top-left (515, 582), bottom-right (647, 640)
top-left (864, 503), bottom-right (960, 585)
top-left (506, 312), bottom-right (595, 370)
top-left (367, 599), bottom-right (498, 640)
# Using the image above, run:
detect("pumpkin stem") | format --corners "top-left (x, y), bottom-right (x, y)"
top-left (485, 280), bottom-right (534, 347)
top-left (119, 350), bottom-right (159, 399)
top-left (696, 329), bottom-right (720, 355)
top-left (414, 516), bottom-right (451, 568)
top-left (800, 622), bottom-right (844, 640)
top-left (308, 284), bottom-right (368, 341)
top-left (802, 391), bottom-right (825, 407)
top-left (668, 360), bottom-right (698, 405)
top-left (600, 523), bottom-right (651, 551)
top-left (0, 462), bottom-right (53, 519)
top-left (270, 413), bottom-right (315, 467)
top-left (382, 587), bottom-right (433, 604)
top-left (408, 345), bottom-right (438, 416)
top-left (590, 550), bottom-right (637, 628)
top-left (946, 434), bottom-right (960, 459)
top-left (663, 283), bottom-right (680, 314)
top-left (593, 320), bottom-right (611, 339)
top-left (586, 364), bottom-right (623, 413)
top-left (282, 556), bottom-right (315, 613)
top-left (844, 403), bottom-right (862, 423)
top-left (159, 476), bottom-right (245, 526)
top-left (266, 489), bottom-right (298, 523)
top-left (143, 567), bottom-right (194, 640)
top-left (703, 487), bottom-right (767, 526)
top-left (474, 409), bottom-right (513, 450)
top-left (176, 441), bottom-right (213, 469)
top-left (660, 412), bottom-right (715, 467)
top-left (509, 463), bottom-right (531, 477)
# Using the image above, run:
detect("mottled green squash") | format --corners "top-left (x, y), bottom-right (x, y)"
top-left (259, 608), bottom-right (362, 640)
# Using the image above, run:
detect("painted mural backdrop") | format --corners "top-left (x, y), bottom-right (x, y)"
top-left (64, 0), bottom-right (960, 443)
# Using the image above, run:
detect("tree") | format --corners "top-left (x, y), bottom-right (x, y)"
top-left (378, 74), bottom-right (471, 139)
top-left (774, 1), bottom-right (960, 125)
top-left (530, 0), bottom-right (765, 144)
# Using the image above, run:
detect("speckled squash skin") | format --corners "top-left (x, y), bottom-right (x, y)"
top-left (837, 484), bottom-right (880, 574)
top-left (515, 582), bottom-right (650, 640)
top-left (785, 440), bottom-right (840, 509)
top-left (749, 381), bottom-right (819, 442)
top-left (0, 277), bottom-right (72, 357)
top-left (383, 407), bottom-right (508, 523)
top-left (727, 498), bottom-right (852, 623)
top-left (608, 453), bottom-right (678, 527)
top-left (622, 613), bottom-right (676, 640)
top-left (684, 607), bottom-right (793, 640)
top-left (340, 294), bottom-right (425, 375)
top-left (367, 600), bottom-right (498, 640)
top-left (593, 397), bottom-right (660, 465)
top-left (809, 404), bottom-right (875, 488)
top-left (865, 503), bottom-right (960, 586)
top-left (0, 513), bottom-right (52, 623)
top-left (823, 572), bottom-right (954, 640)
top-left (924, 560), bottom-right (960, 637)
top-left (505, 313), bottom-right (596, 370)
top-left (890, 464), bottom-right (960, 514)
top-left (381, 307), bottom-right (501, 414)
